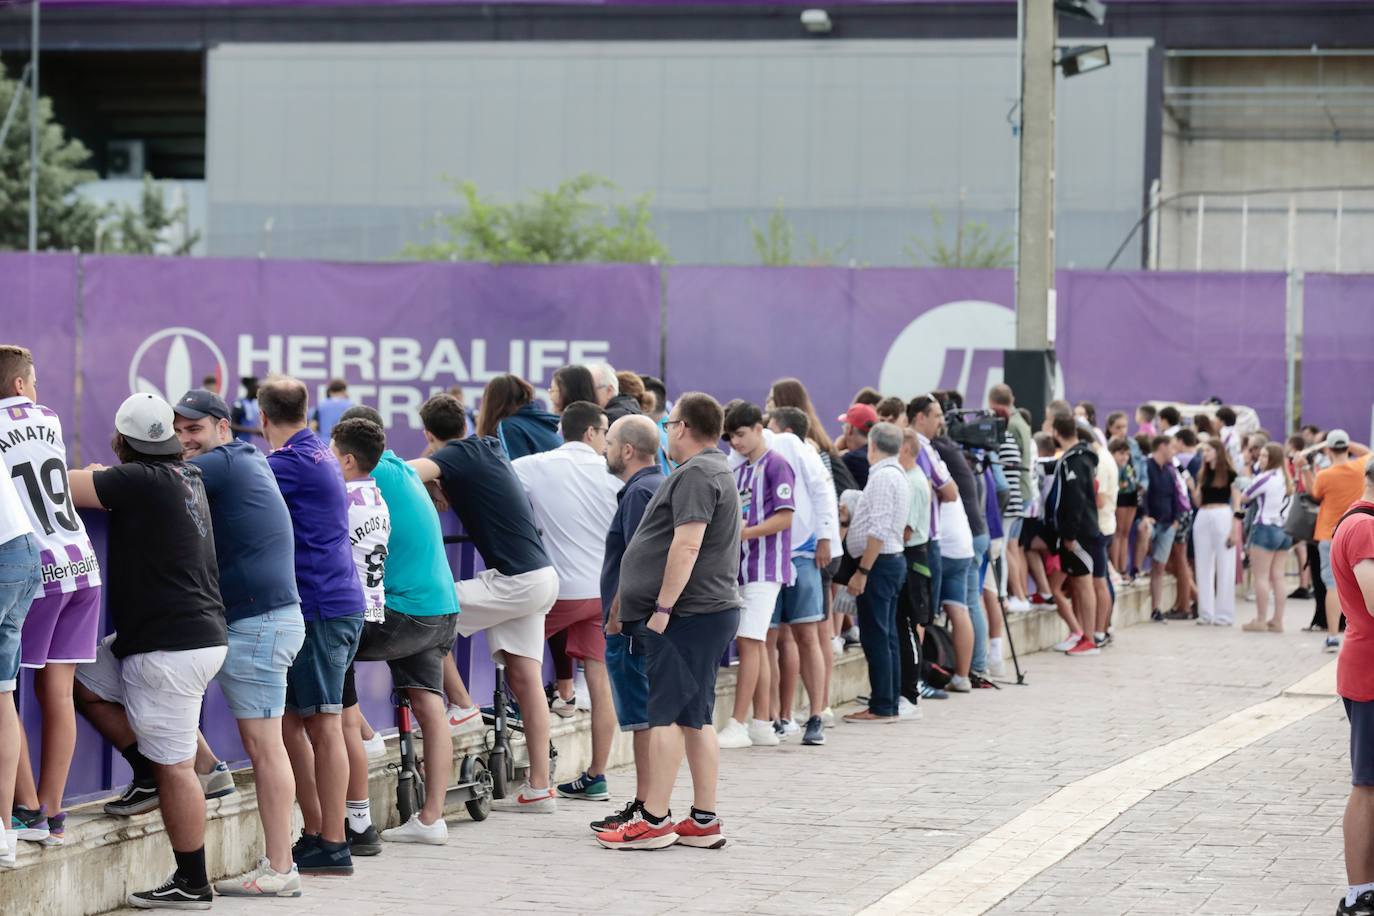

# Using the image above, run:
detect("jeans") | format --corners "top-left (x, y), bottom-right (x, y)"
top-left (857, 553), bottom-right (905, 717)
top-left (0, 534), bottom-right (41, 693)
top-left (968, 533), bottom-right (991, 674)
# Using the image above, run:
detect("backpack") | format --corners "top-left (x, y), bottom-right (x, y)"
top-left (921, 623), bottom-right (957, 690)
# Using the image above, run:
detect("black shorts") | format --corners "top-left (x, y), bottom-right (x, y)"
top-left (1116, 490), bottom-right (1138, 509)
top-left (1346, 698), bottom-right (1374, 786)
top-left (1059, 538), bottom-right (1094, 578)
top-left (343, 611), bottom-right (461, 705)
top-left (899, 543), bottom-right (933, 627)
top-left (1018, 517), bottom-right (1041, 550)
top-left (628, 609), bottom-right (740, 730)
top-left (1090, 534), bottom-right (1112, 580)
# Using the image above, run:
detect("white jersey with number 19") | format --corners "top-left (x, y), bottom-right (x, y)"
top-left (0, 397), bottom-right (101, 599)
top-left (345, 477), bottom-right (390, 623)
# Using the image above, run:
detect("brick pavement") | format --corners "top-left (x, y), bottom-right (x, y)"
top-left (111, 603), bottom-right (1349, 916)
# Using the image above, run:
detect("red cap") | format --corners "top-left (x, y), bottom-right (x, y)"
top-left (837, 403), bottom-right (878, 433)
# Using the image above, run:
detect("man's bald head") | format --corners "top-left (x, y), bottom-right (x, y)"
top-left (613, 414), bottom-right (660, 459)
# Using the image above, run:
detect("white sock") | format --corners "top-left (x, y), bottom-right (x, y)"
top-left (1094, 632), bottom-right (1108, 643)
top-left (988, 637), bottom-right (1003, 659)
top-left (346, 799), bottom-right (372, 832)
top-left (1348, 883), bottom-right (1374, 906)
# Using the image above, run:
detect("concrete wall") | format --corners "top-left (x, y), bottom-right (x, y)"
top-left (205, 39), bottom-right (1152, 267)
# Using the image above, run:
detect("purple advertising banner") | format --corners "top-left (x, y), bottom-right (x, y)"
top-left (1301, 273), bottom-right (1374, 445)
top-left (0, 254), bottom-right (80, 442)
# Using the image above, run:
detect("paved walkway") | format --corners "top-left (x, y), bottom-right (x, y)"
top-left (114, 601), bottom-right (1351, 916)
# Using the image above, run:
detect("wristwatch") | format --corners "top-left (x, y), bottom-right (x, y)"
top-left (857, 566), bottom-right (872, 576)
top-left (654, 604), bottom-right (673, 617)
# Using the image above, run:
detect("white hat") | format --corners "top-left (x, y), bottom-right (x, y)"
top-left (115, 393), bottom-right (183, 457)
top-left (1326, 429), bottom-right (1352, 450)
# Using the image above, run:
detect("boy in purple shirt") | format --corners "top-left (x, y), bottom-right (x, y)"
top-left (259, 376), bottom-right (365, 877)
top-left (717, 402), bottom-right (795, 750)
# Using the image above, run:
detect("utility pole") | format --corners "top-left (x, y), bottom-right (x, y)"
top-left (1015, 0), bottom-right (1055, 352)
top-left (28, 0), bottom-right (40, 252)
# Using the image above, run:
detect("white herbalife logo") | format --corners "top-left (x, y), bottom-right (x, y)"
top-left (128, 327), bottom-right (230, 404)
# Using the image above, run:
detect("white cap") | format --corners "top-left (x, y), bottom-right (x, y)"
top-left (115, 393), bottom-right (183, 457)
top-left (1326, 429), bottom-right (1351, 450)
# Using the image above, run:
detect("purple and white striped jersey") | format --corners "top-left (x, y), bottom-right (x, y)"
top-left (735, 449), bottom-right (797, 586)
top-left (1244, 469), bottom-right (1290, 526)
top-left (345, 477), bottom-right (390, 622)
top-left (916, 433), bottom-right (952, 541)
top-left (0, 397), bottom-right (101, 599)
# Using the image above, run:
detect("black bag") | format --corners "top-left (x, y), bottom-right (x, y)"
top-left (921, 623), bottom-right (957, 690)
top-left (1285, 493), bottom-right (1320, 542)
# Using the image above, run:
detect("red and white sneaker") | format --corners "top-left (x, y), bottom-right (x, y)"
top-left (447, 704), bottom-right (483, 735)
top-left (595, 814), bottom-right (678, 850)
top-left (673, 816), bottom-right (726, 849)
top-left (1066, 638), bottom-right (1100, 656)
top-left (510, 783), bottom-right (556, 813)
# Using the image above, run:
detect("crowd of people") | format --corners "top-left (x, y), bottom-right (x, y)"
top-left (0, 339), bottom-right (1370, 909)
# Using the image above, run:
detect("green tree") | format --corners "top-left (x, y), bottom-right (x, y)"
top-left (0, 61), bottom-right (102, 251)
top-left (404, 173), bottom-right (668, 264)
top-left (100, 175), bottom-right (200, 255)
top-left (906, 208), bottom-right (1014, 269)
top-left (750, 202), bottom-right (848, 266)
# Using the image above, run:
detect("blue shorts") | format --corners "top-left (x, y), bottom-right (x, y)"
top-left (286, 614), bottom-right (363, 717)
top-left (938, 554), bottom-right (973, 610)
top-left (218, 605), bottom-right (306, 719)
top-left (1249, 522), bottom-right (1292, 553)
top-left (1346, 698), bottom-right (1374, 786)
top-left (0, 534), bottom-right (40, 693)
top-left (772, 556), bottom-right (825, 628)
top-left (630, 609), bottom-right (740, 730)
top-left (969, 534), bottom-right (990, 597)
top-left (1321, 540), bottom-right (1337, 590)
top-left (1149, 521), bottom-right (1177, 565)
top-left (605, 632), bottom-right (648, 732)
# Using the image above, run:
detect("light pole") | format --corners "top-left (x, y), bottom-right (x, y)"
top-left (28, 0), bottom-right (40, 252)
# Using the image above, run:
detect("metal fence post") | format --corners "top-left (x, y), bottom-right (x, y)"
top-left (1285, 269), bottom-right (1304, 433)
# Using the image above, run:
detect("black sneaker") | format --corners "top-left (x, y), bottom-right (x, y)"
top-left (127, 873), bottom-right (212, 910)
top-left (296, 837), bottom-right (353, 875)
top-left (1097, 632), bottom-right (1114, 648)
top-left (347, 822), bottom-right (382, 856)
top-left (104, 779), bottom-right (160, 816)
top-left (970, 672), bottom-right (1000, 690)
top-left (291, 831), bottom-right (320, 865)
top-left (1337, 890), bottom-right (1374, 915)
top-left (1164, 608), bottom-right (1194, 621)
top-left (1151, 609), bottom-right (1166, 622)
top-left (1289, 586), bottom-right (1314, 600)
top-left (589, 798), bottom-right (641, 834)
top-left (802, 715), bottom-right (826, 746)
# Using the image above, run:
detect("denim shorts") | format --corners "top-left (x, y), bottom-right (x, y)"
top-left (938, 554), bottom-right (973, 610)
top-left (1249, 522), bottom-right (1292, 553)
top-left (1320, 540), bottom-right (1337, 590)
top-left (1149, 521), bottom-right (1177, 565)
top-left (354, 610), bottom-right (460, 696)
top-left (604, 632), bottom-right (648, 732)
top-left (0, 534), bottom-right (41, 693)
top-left (216, 605), bottom-right (306, 719)
top-left (772, 557), bottom-right (825, 628)
top-left (286, 614), bottom-right (364, 716)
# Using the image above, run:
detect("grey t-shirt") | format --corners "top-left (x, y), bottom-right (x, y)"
top-left (618, 447), bottom-right (743, 622)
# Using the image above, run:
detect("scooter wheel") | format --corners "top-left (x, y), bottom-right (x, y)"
top-left (462, 756), bottom-right (492, 822)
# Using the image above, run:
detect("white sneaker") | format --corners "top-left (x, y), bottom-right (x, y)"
top-left (831, 635), bottom-right (845, 657)
top-left (1053, 632), bottom-right (1083, 652)
top-left (214, 858), bottom-right (302, 897)
top-left (947, 675), bottom-right (972, 693)
top-left (746, 720), bottom-right (780, 747)
top-left (550, 696), bottom-right (578, 718)
top-left (716, 718), bottom-right (753, 749)
top-left (986, 656), bottom-right (1007, 678)
top-left (897, 697), bottom-right (924, 720)
top-left (382, 813), bottom-right (449, 845)
top-left (447, 704), bottom-right (484, 735)
top-left (777, 718), bottom-right (801, 739)
top-left (820, 707), bottom-right (835, 728)
top-left (0, 830), bottom-right (14, 868)
top-left (1006, 596), bottom-right (1032, 613)
top-left (573, 668), bottom-right (592, 711)
top-left (363, 732), bottom-right (386, 760)
top-left (509, 782), bottom-right (556, 813)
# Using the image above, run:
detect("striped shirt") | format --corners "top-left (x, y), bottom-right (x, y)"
top-left (846, 457), bottom-right (911, 557)
top-left (916, 433), bottom-right (952, 540)
top-left (998, 430), bottom-right (1025, 518)
top-left (736, 449), bottom-right (797, 585)
top-left (1244, 469), bottom-right (1290, 526)
top-left (345, 477), bottom-right (390, 622)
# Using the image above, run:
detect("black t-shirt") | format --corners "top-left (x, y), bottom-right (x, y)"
top-left (93, 460), bottom-right (227, 659)
top-left (1199, 469), bottom-right (1237, 506)
top-left (429, 436), bottom-right (551, 577)
top-left (934, 436), bottom-right (988, 538)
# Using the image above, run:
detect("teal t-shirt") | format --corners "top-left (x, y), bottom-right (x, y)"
top-left (371, 450), bottom-right (460, 617)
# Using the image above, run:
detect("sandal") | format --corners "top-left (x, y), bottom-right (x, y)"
top-left (1242, 620), bottom-right (1268, 633)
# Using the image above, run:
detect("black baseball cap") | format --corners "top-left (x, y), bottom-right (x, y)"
top-left (173, 388), bottom-right (231, 421)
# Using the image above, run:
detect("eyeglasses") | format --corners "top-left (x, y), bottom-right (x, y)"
top-left (664, 419), bottom-right (685, 430)
top-left (593, 425), bottom-right (609, 435)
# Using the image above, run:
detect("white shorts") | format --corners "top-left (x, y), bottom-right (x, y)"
top-left (76, 634), bottom-right (226, 765)
top-left (737, 581), bottom-right (782, 642)
top-left (455, 566), bottom-right (559, 662)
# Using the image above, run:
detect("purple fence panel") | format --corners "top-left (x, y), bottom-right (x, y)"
top-left (0, 253), bottom-right (79, 447)
top-left (1056, 271), bottom-right (1290, 433)
top-left (1301, 273), bottom-right (1374, 444)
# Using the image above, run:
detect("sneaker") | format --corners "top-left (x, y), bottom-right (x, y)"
top-left (970, 672), bottom-right (999, 689)
top-left (1327, 636), bottom-right (1343, 654)
top-left (1164, 608), bottom-right (1195, 621)
top-left (11, 805), bottom-right (48, 842)
top-left (1030, 592), bottom-right (1055, 606)
top-left (362, 732), bottom-right (386, 760)
top-left (802, 715), bottom-right (826, 746)
top-left (674, 815), bottom-right (727, 850)
top-left (746, 720), bottom-right (780, 747)
top-left (42, 811), bottom-right (65, 847)
top-left (198, 761), bottom-right (235, 800)
top-left (346, 822), bottom-right (382, 856)
top-left (294, 837), bottom-right (353, 876)
top-left (292, 831), bottom-right (319, 863)
top-left (550, 695), bottom-right (578, 719)
top-left (831, 635), bottom-right (845, 657)
top-left (986, 656), bottom-right (1007, 678)
top-left (843, 626), bottom-right (862, 648)
top-left (919, 681), bottom-right (950, 700)
top-left (595, 814), bottom-right (678, 850)
top-left (897, 697), bottom-right (923, 720)
top-left (1006, 596), bottom-right (1032, 613)
top-left (557, 770), bottom-right (610, 801)
top-left (1096, 631), bottom-right (1114, 648)
top-left (820, 706), bottom-right (836, 727)
top-left (447, 704), bottom-right (484, 734)
top-left (1053, 632), bottom-right (1083, 652)
top-left (1151, 609), bottom-right (1166, 622)
top-left (382, 813), bottom-right (448, 845)
top-left (1067, 638), bottom-right (1100, 656)
top-left (479, 701), bottom-right (522, 724)
top-left (214, 858), bottom-right (303, 898)
top-left (1288, 586), bottom-right (1313, 600)
top-left (590, 798), bottom-right (642, 833)
top-left (105, 779), bottom-right (160, 816)
top-left (127, 873), bottom-right (213, 910)
top-left (947, 675), bottom-right (972, 693)
top-left (1337, 890), bottom-right (1374, 916)
top-left (715, 718), bottom-right (752, 749)
top-left (777, 718), bottom-right (801, 739)
top-left (771, 719), bottom-right (785, 738)
top-left (511, 782), bottom-right (556, 813)
top-left (0, 830), bottom-right (16, 869)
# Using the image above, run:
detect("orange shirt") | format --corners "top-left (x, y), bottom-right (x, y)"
top-left (1314, 456), bottom-right (1372, 541)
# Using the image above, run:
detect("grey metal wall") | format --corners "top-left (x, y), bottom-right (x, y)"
top-left (206, 39), bottom-right (1151, 266)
